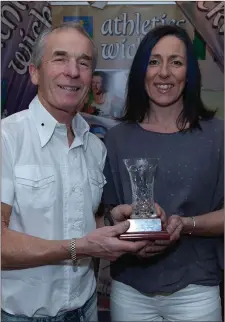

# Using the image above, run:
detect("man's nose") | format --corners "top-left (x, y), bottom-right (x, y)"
top-left (64, 60), bottom-right (80, 78)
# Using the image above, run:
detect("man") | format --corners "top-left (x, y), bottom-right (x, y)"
top-left (91, 71), bottom-right (111, 117)
top-left (90, 71), bottom-right (123, 118)
top-left (1, 23), bottom-right (148, 322)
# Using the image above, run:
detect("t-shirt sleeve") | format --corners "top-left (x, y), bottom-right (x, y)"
top-left (213, 124), bottom-right (224, 269)
top-left (212, 125), bottom-right (224, 210)
top-left (1, 131), bottom-right (15, 206)
top-left (102, 154), bottom-right (120, 206)
top-left (102, 132), bottom-right (120, 206)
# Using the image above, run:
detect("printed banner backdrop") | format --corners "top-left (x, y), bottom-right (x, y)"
top-left (1, 1), bottom-right (52, 117)
top-left (51, 3), bottom-right (224, 312)
top-left (176, 1), bottom-right (224, 71)
top-left (52, 3), bottom-right (224, 134)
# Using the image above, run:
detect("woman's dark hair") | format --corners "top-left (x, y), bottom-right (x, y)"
top-left (121, 25), bottom-right (216, 130)
top-left (92, 71), bottom-right (108, 93)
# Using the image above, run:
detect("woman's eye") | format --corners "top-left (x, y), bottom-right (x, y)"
top-left (172, 60), bottom-right (183, 66)
top-left (149, 60), bottom-right (159, 66)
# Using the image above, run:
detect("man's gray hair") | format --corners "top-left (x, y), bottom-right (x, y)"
top-left (31, 22), bottom-right (98, 70)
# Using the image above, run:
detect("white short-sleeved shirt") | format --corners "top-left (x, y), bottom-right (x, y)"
top-left (1, 95), bottom-right (107, 317)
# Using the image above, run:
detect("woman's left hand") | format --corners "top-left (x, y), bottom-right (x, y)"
top-left (137, 214), bottom-right (184, 258)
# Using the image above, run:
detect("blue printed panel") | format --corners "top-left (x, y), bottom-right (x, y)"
top-left (63, 16), bottom-right (93, 38)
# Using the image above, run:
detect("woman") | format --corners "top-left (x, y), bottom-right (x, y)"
top-left (103, 25), bottom-right (224, 321)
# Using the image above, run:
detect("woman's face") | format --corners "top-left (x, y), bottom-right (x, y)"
top-left (145, 35), bottom-right (187, 107)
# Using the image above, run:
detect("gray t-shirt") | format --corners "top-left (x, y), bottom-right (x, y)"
top-left (103, 118), bottom-right (224, 294)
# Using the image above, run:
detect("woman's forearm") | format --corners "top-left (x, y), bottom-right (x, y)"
top-left (182, 209), bottom-right (224, 236)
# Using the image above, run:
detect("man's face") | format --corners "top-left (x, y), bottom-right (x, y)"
top-left (30, 28), bottom-right (93, 120)
top-left (92, 76), bottom-right (103, 95)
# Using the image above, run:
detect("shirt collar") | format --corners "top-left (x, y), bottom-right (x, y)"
top-left (29, 95), bottom-right (90, 149)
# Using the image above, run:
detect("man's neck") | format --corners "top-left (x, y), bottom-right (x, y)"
top-left (37, 93), bottom-right (75, 125)
top-left (37, 93), bottom-right (76, 146)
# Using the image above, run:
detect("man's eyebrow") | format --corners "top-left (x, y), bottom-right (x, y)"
top-left (52, 51), bottom-right (92, 61)
top-left (78, 53), bottom-right (92, 61)
top-left (52, 50), bottom-right (68, 57)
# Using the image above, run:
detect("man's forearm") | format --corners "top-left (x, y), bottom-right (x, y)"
top-left (1, 202), bottom-right (89, 270)
top-left (1, 229), bottom-right (87, 270)
top-left (182, 209), bottom-right (224, 236)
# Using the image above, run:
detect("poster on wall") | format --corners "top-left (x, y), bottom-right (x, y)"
top-left (176, 1), bottom-right (224, 70)
top-left (1, 1), bottom-right (52, 117)
top-left (52, 2), bottom-right (224, 311)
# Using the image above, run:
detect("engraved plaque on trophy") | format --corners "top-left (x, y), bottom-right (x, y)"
top-left (120, 158), bottom-right (170, 241)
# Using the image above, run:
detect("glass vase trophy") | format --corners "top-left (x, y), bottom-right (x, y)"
top-left (120, 158), bottom-right (170, 241)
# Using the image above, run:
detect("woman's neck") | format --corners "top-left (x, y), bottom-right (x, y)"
top-left (141, 101), bottom-right (185, 133)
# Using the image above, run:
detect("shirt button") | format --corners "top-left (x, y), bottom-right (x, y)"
top-left (72, 187), bottom-right (76, 192)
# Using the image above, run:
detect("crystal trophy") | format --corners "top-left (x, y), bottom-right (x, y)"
top-left (120, 158), bottom-right (169, 241)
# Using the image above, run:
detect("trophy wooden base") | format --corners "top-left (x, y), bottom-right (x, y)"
top-left (119, 218), bottom-right (170, 241)
top-left (119, 231), bottom-right (170, 241)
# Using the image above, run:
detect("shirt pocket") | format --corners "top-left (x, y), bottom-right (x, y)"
top-left (88, 169), bottom-right (106, 214)
top-left (15, 165), bottom-right (56, 209)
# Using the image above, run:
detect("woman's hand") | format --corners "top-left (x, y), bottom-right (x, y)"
top-left (137, 214), bottom-right (184, 259)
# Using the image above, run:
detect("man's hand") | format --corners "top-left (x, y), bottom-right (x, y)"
top-left (110, 204), bottom-right (133, 224)
top-left (110, 203), bottom-right (166, 226)
top-left (137, 214), bottom-right (183, 259)
top-left (81, 221), bottom-right (148, 261)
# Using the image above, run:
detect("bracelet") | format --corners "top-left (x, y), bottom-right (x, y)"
top-left (70, 238), bottom-right (77, 265)
top-left (188, 216), bottom-right (196, 235)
